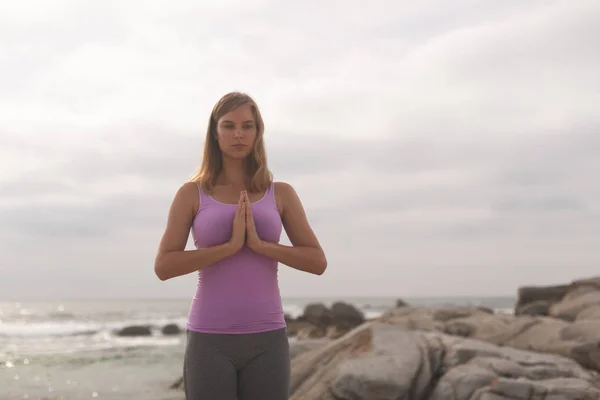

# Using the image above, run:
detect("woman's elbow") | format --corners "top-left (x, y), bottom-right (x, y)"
top-left (314, 252), bottom-right (328, 275)
top-left (154, 255), bottom-right (170, 281)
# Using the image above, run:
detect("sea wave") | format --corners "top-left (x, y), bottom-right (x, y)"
top-left (0, 317), bottom-right (188, 338)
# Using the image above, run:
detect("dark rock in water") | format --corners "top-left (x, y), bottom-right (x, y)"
top-left (115, 325), bottom-right (151, 336)
top-left (300, 303), bottom-right (333, 327)
top-left (290, 302), bottom-right (366, 340)
top-left (330, 301), bottom-right (365, 330)
top-left (162, 323), bottom-right (181, 335)
top-left (395, 298), bottom-right (409, 308)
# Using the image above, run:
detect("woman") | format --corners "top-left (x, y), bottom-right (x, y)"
top-left (154, 91), bottom-right (327, 400)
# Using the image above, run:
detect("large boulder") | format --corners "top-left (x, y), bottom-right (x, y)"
top-left (289, 321), bottom-right (600, 399)
top-left (299, 303), bottom-right (333, 327)
top-left (550, 291), bottom-right (600, 321)
top-left (330, 301), bottom-right (365, 329)
top-left (514, 284), bottom-right (569, 315)
top-left (516, 275), bottom-right (600, 321)
top-left (378, 305), bottom-right (600, 372)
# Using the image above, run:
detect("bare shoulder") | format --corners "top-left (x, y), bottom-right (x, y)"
top-left (274, 181), bottom-right (296, 196)
top-left (173, 181), bottom-right (200, 216)
top-left (274, 181), bottom-right (298, 201)
top-left (273, 181), bottom-right (304, 215)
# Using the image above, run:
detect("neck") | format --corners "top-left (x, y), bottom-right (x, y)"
top-left (218, 157), bottom-right (247, 188)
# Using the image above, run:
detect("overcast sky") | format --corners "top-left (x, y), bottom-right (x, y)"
top-left (1, 0), bottom-right (598, 300)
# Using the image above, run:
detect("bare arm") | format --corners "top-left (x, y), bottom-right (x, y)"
top-left (252, 182), bottom-right (327, 275)
top-left (154, 182), bottom-right (237, 281)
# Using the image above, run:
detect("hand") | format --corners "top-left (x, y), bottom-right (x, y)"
top-left (229, 191), bottom-right (246, 252)
top-left (244, 192), bottom-right (264, 252)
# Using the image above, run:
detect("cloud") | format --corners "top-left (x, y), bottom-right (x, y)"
top-left (0, 0), bottom-right (599, 299)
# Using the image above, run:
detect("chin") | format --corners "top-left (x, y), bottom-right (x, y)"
top-left (223, 151), bottom-right (252, 160)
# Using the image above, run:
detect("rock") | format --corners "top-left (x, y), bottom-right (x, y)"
top-left (560, 320), bottom-right (600, 342)
top-left (516, 275), bottom-right (600, 321)
top-left (571, 276), bottom-right (600, 291)
top-left (434, 306), bottom-right (490, 322)
top-left (325, 325), bottom-right (344, 340)
top-left (286, 320), bottom-right (317, 337)
top-left (476, 306), bottom-right (495, 314)
top-left (300, 303), bottom-right (333, 327)
top-left (289, 339), bottom-right (330, 360)
top-left (115, 325), bottom-right (151, 336)
top-left (289, 321), bottom-right (600, 399)
top-left (515, 300), bottom-right (550, 316)
top-left (515, 284), bottom-right (570, 313)
top-left (161, 323), bottom-right (181, 335)
top-left (550, 291), bottom-right (600, 321)
top-left (330, 301), bottom-right (365, 329)
top-left (380, 306), bottom-right (492, 334)
top-left (296, 326), bottom-right (325, 340)
top-left (377, 306), bottom-right (600, 373)
top-left (330, 325), bottom-right (437, 400)
top-left (291, 302), bottom-right (366, 340)
top-left (395, 298), bottom-right (409, 308)
top-left (444, 320), bottom-right (475, 337)
top-left (578, 304), bottom-right (600, 321)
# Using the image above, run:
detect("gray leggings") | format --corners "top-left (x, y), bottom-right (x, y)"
top-left (183, 327), bottom-right (290, 400)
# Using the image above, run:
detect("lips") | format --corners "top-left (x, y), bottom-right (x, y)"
top-left (232, 144), bottom-right (247, 148)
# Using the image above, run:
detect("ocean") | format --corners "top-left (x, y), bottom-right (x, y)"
top-left (1, 296), bottom-right (515, 400)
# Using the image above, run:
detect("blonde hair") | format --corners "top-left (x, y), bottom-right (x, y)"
top-left (188, 92), bottom-right (273, 193)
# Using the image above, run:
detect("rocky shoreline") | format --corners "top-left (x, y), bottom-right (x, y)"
top-left (170, 275), bottom-right (600, 398)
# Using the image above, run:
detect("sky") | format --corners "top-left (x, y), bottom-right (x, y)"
top-left (1, 0), bottom-right (599, 300)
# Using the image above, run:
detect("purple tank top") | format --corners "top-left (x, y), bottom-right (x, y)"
top-left (186, 181), bottom-right (286, 334)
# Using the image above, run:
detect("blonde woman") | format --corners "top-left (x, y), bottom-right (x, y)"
top-left (154, 92), bottom-right (327, 399)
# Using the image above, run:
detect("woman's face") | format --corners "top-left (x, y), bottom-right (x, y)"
top-left (215, 104), bottom-right (257, 159)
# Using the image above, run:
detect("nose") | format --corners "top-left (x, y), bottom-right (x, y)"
top-left (233, 128), bottom-right (243, 139)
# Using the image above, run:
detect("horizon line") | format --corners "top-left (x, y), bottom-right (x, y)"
top-left (0, 294), bottom-right (518, 302)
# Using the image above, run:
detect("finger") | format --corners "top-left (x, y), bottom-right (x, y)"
top-left (236, 195), bottom-right (243, 216)
top-left (246, 204), bottom-right (253, 226)
top-left (245, 198), bottom-right (251, 215)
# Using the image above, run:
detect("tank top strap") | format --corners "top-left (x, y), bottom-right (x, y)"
top-left (194, 181), bottom-right (212, 210)
top-left (267, 180), bottom-right (276, 200)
